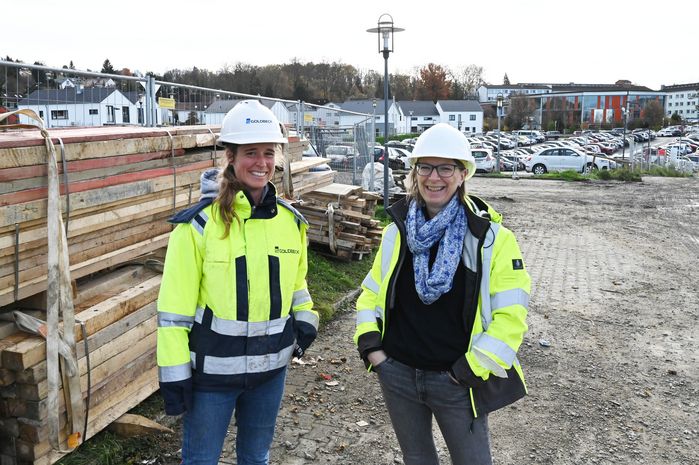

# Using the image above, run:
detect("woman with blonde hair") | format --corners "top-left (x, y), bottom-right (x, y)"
top-left (355, 123), bottom-right (530, 465)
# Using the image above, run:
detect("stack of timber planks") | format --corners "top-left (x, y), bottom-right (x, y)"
top-left (0, 125), bottom-right (223, 464)
top-left (295, 183), bottom-right (383, 261)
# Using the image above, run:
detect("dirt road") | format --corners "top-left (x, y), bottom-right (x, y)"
top-left (158, 176), bottom-right (699, 465)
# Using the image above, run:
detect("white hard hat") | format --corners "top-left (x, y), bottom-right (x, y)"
top-left (409, 123), bottom-right (476, 180)
top-left (218, 99), bottom-right (287, 145)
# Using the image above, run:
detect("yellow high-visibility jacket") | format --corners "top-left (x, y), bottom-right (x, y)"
top-left (354, 195), bottom-right (530, 416)
top-left (157, 181), bottom-right (316, 412)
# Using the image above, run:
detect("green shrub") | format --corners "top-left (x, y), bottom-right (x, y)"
top-left (645, 166), bottom-right (691, 178)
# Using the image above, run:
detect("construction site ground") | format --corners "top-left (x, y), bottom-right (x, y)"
top-left (143, 175), bottom-right (698, 465)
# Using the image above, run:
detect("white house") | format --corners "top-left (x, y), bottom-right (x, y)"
top-left (18, 87), bottom-right (144, 127)
top-left (436, 100), bottom-right (484, 134)
top-left (203, 98), bottom-right (292, 126)
top-left (660, 83), bottom-right (699, 122)
top-left (336, 100), bottom-right (397, 137)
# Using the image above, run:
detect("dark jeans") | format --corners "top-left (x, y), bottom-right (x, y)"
top-left (181, 368), bottom-right (287, 465)
top-left (376, 357), bottom-right (492, 465)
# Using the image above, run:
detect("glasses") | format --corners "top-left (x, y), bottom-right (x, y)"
top-left (414, 163), bottom-right (461, 178)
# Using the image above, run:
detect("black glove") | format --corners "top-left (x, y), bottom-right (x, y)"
top-left (159, 378), bottom-right (193, 415)
top-left (293, 320), bottom-right (317, 358)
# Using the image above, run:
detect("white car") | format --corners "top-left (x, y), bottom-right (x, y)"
top-left (525, 147), bottom-right (615, 174)
top-left (472, 148), bottom-right (496, 173)
top-left (685, 155), bottom-right (699, 172)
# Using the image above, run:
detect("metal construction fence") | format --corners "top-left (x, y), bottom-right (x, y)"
top-left (1, 60), bottom-right (377, 186)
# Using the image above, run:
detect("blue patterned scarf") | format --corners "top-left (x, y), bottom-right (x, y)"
top-left (405, 195), bottom-right (467, 305)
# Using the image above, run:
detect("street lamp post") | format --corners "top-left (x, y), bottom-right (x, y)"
top-left (496, 93), bottom-right (504, 173)
top-left (371, 98), bottom-right (377, 192)
top-left (368, 13), bottom-right (404, 207)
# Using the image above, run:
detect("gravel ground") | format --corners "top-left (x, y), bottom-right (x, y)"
top-left (152, 175), bottom-right (699, 465)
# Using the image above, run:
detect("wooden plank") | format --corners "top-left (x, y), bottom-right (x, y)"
top-left (0, 168), bottom-right (200, 228)
top-left (15, 322), bottom-right (156, 401)
top-left (0, 149), bottom-right (209, 194)
top-left (14, 300), bottom-right (157, 386)
top-left (14, 361), bottom-right (158, 462)
top-left (1, 277), bottom-right (160, 370)
top-left (0, 188), bottom-right (192, 254)
top-left (0, 125), bottom-right (220, 149)
top-left (0, 148), bottom-right (187, 183)
top-left (0, 210), bottom-right (170, 271)
top-left (0, 130), bottom-right (218, 169)
top-left (0, 233), bottom-right (168, 307)
top-left (0, 160), bottom-right (211, 207)
top-left (310, 183), bottom-right (363, 197)
top-left (0, 220), bottom-right (170, 289)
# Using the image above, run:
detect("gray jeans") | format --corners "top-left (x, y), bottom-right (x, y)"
top-left (376, 357), bottom-right (493, 465)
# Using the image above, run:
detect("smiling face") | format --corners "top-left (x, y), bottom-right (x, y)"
top-left (414, 156), bottom-right (467, 218)
top-left (227, 143), bottom-right (277, 204)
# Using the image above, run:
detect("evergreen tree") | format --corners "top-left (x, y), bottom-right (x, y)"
top-left (101, 59), bottom-right (115, 74)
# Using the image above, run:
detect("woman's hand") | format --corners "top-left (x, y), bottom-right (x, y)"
top-left (367, 350), bottom-right (388, 368)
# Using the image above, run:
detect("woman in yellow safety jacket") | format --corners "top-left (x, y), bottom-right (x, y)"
top-left (354, 123), bottom-right (530, 465)
top-left (157, 100), bottom-right (318, 465)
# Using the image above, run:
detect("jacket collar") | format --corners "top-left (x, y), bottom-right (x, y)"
top-left (387, 195), bottom-right (491, 240)
top-left (234, 182), bottom-right (279, 220)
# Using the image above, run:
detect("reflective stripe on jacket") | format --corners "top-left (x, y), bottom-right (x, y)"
top-left (157, 186), bottom-right (317, 391)
top-left (354, 195), bottom-right (530, 416)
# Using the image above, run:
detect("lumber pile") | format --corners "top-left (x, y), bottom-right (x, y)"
top-left (295, 183), bottom-right (383, 261)
top-left (0, 125), bottom-right (220, 464)
top-left (0, 264), bottom-right (162, 465)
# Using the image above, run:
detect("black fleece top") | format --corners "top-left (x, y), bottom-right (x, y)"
top-left (382, 243), bottom-right (477, 371)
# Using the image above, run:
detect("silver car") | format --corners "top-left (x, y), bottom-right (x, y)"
top-left (525, 147), bottom-right (614, 174)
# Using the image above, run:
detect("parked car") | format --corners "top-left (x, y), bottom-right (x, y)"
top-left (303, 143), bottom-right (332, 172)
top-left (472, 148), bottom-right (496, 173)
top-left (524, 147), bottom-right (615, 174)
top-left (685, 155), bottom-right (699, 172)
top-left (656, 128), bottom-right (678, 137)
top-left (378, 146), bottom-right (412, 170)
top-left (324, 145), bottom-right (357, 168)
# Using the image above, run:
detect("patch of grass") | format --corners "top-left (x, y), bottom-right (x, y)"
top-left (538, 170), bottom-right (589, 181)
top-left (644, 166), bottom-right (692, 177)
top-left (307, 249), bottom-right (374, 323)
top-left (373, 205), bottom-right (391, 226)
top-left (55, 432), bottom-right (130, 465)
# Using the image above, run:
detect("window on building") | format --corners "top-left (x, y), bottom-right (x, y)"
top-left (470, 115), bottom-right (476, 121)
top-left (122, 107), bottom-right (130, 123)
top-left (89, 109), bottom-right (98, 115)
top-left (51, 110), bottom-right (68, 120)
top-left (449, 115), bottom-right (455, 121)
top-left (39, 110), bottom-right (44, 118)
top-left (107, 105), bottom-right (115, 123)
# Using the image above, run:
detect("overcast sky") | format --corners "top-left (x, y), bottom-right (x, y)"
top-left (3, 0), bottom-right (697, 91)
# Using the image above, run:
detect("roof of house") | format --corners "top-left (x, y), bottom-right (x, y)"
top-left (204, 99), bottom-right (242, 113)
top-left (437, 100), bottom-right (482, 112)
top-left (545, 84), bottom-right (656, 94)
top-left (481, 84), bottom-right (551, 90)
top-left (338, 99), bottom-right (387, 114)
top-left (20, 88), bottom-right (121, 105)
top-left (660, 82), bottom-right (699, 92)
top-left (396, 100), bottom-right (439, 116)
